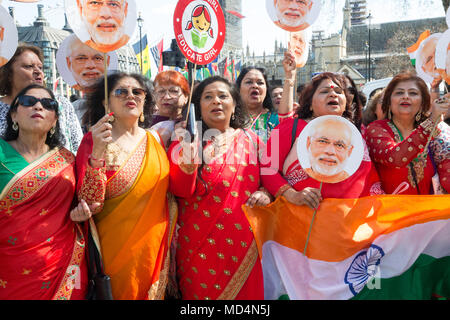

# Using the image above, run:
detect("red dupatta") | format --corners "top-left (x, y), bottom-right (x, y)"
top-left (170, 129), bottom-right (264, 300)
top-left (0, 148), bottom-right (87, 300)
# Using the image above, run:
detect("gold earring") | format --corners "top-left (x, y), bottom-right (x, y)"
top-left (49, 126), bottom-right (56, 136)
top-left (139, 113), bottom-right (145, 123)
top-left (12, 121), bottom-right (18, 131)
top-left (415, 111), bottom-right (422, 122)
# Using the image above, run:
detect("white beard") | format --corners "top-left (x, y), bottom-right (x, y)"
top-left (276, 8), bottom-right (306, 27)
top-left (309, 154), bottom-right (345, 177)
top-left (84, 18), bottom-right (124, 45)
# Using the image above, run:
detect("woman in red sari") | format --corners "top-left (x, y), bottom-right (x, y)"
top-left (169, 76), bottom-right (271, 300)
top-left (0, 84), bottom-right (87, 299)
top-left (365, 73), bottom-right (450, 195)
top-left (261, 72), bottom-right (383, 209)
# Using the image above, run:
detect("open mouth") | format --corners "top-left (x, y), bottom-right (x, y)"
top-left (327, 100), bottom-right (339, 106)
top-left (82, 72), bottom-right (100, 78)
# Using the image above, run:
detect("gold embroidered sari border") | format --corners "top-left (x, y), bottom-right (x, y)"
top-left (217, 239), bottom-right (258, 300)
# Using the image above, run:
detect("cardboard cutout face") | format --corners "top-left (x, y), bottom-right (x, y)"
top-left (174, 0), bottom-right (225, 65)
top-left (290, 29), bottom-right (310, 68)
top-left (266, 0), bottom-right (321, 32)
top-left (56, 34), bottom-right (118, 91)
top-left (415, 33), bottom-right (443, 85)
top-left (0, 6), bottom-right (18, 68)
top-left (65, 0), bottom-right (137, 53)
top-left (296, 115), bottom-right (364, 184)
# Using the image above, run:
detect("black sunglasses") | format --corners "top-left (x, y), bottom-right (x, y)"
top-left (113, 88), bottom-right (146, 100)
top-left (18, 95), bottom-right (58, 111)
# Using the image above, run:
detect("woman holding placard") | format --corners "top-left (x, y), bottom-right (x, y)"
top-left (260, 72), bottom-right (383, 209)
top-left (366, 73), bottom-right (450, 195)
top-left (169, 76), bottom-right (269, 300)
top-left (74, 72), bottom-right (177, 300)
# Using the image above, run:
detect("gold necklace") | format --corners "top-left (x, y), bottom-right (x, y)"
top-left (1, 162), bottom-right (16, 175)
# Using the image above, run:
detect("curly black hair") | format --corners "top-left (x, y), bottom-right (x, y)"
top-left (3, 84), bottom-right (63, 149)
top-left (235, 66), bottom-right (274, 112)
top-left (191, 76), bottom-right (250, 132)
top-left (82, 72), bottom-right (155, 129)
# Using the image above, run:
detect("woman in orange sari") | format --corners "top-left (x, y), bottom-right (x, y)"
top-left (0, 84), bottom-right (87, 300)
top-left (169, 76), bottom-right (271, 300)
top-left (75, 72), bottom-right (177, 300)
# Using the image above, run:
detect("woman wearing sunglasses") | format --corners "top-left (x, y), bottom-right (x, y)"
top-left (0, 84), bottom-right (88, 299)
top-left (74, 72), bottom-right (177, 300)
top-left (0, 44), bottom-right (83, 154)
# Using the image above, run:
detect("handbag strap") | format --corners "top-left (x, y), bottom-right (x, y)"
top-left (291, 118), bottom-right (299, 150)
top-left (87, 221), bottom-right (105, 275)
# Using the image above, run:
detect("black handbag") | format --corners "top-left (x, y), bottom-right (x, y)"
top-left (85, 221), bottom-right (114, 300)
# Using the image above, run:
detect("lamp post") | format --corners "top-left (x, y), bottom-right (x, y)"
top-left (137, 12), bottom-right (144, 73)
top-left (367, 12), bottom-right (372, 81)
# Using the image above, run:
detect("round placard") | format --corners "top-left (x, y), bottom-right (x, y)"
top-left (415, 33), bottom-right (442, 84)
top-left (64, 0), bottom-right (137, 53)
top-left (174, 0), bottom-right (226, 65)
top-left (56, 34), bottom-right (118, 91)
top-left (266, 0), bottom-right (321, 32)
top-left (0, 5), bottom-right (18, 68)
top-left (296, 115), bottom-right (364, 184)
top-left (290, 29), bottom-right (310, 68)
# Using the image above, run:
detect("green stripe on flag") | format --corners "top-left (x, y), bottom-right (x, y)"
top-left (352, 254), bottom-right (450, 300)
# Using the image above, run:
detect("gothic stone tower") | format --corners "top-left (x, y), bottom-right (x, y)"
top-left (218, 0), bottom-right (243, 59)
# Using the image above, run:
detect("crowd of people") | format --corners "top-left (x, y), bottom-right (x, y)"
top-left (0, 43), bottom-right (449, 300)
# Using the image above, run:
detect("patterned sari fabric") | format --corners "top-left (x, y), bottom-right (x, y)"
top-left (0, 141), bottom-right (87, 300)
top-left (261, 118), bottom-right (384, 199)
top-left (76, 131), bottom-right (177, 300)
top-left (366, 119), bottom-right (448, 195)
top-left (169, 129), bottom-right (264, 300)
top-left (250, 111), bottom-right (279, 144)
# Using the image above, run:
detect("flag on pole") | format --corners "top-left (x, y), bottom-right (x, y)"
top-left (132, 34), bottom-right (152, 78)
top-left (226, 10), bottom-right (245, 19)
top-left (223, 58), bottom-right (232, 81)
top-left (243, 195), bottom-right (450, 300)
top-left (53, 77), bottom-right (60, 92)
top-left (149, 38), bottom-right (164, 77)
top-left (234, 60), bottom-right (242, 80)
top-left (407, 30), bottom-right (430, 67)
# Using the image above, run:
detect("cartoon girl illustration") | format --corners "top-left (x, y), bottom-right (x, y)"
top-left (185, 5), bottom-right (214, 49)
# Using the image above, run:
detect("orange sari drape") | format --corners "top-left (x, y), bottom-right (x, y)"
top-left (0, 147), bottom-right (87, 300)
top-left (76, 131), bottom-right (177, 300)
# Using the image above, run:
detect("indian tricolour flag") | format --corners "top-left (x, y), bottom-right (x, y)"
top-left (243, 195), bottom-right (450, 300)
top-left (407, 30), bottom-right (431, 67)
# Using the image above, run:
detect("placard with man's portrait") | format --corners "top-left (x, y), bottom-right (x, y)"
top-left (296, 115), bottom-right (364, 184)
top-left (56, 34), bottom-right (118, 91)
top-left (266, 0), bottom-right (321, 32)
top-left (65, 0), bottom-right (137, 53)
top-left (290, 29), bottom-right (310, 68)
top-left (0, 5), bottom-right (18, 68)
top-left (415, 33), bottom-right (443, 86)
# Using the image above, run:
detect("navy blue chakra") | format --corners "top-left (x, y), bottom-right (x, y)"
top-left (344, 244), bottom-right (385, 296)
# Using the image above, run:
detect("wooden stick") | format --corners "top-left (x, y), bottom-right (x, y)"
top-left (185, 63), bottom-right (198, 122)
top-left (303, 181), bottom-right (323, 256)
top-left (104, 53), bottom-right (109, 114)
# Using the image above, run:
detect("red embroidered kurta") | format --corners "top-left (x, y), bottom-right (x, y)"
top-left (169, 129), bottom-right (264, 300)
top-left (365, 119), bottom-right (442, 195)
